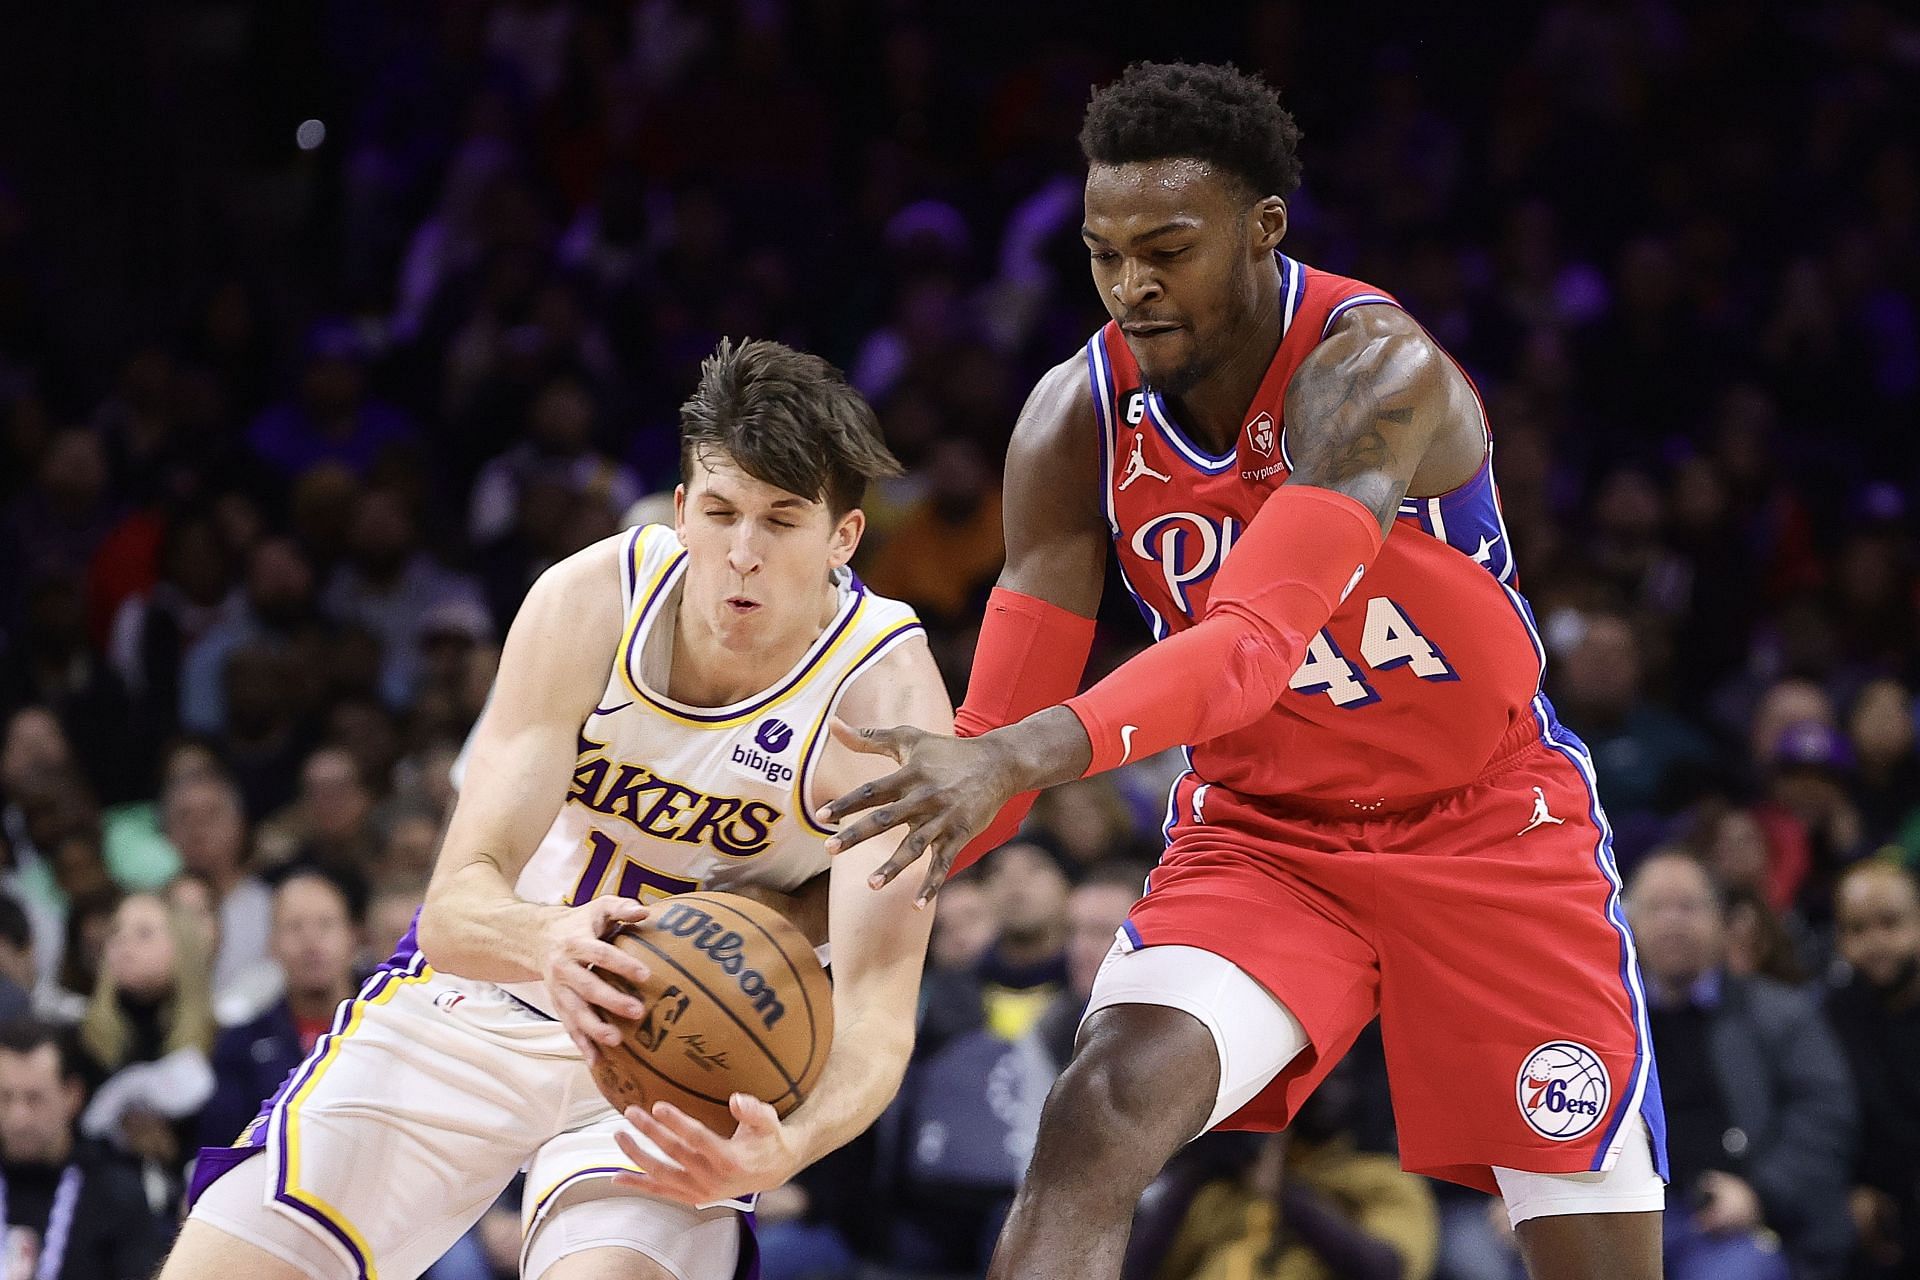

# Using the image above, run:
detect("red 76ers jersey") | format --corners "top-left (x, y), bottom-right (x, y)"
top-left (1087, 253), bottom-right (1548, 807)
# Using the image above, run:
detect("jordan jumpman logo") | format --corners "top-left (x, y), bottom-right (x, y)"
top-left (1119, 432), bottom-right (1171, 490)
top-left (1517, 786), bottom-right (1566, 836)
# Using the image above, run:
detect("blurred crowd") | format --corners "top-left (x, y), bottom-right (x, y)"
top-left (2, 1), bottom-right (1919, 1279)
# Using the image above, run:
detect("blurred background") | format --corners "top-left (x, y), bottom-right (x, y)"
top-left (0, 2), bottom-right (1917, 1279)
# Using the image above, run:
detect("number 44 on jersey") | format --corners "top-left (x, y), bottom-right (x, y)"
top-left (1289, 596), bottom-right (1457, 708)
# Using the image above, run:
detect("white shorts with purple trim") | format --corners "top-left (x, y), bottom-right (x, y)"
top-left (186, 953), bottom-right (752, 1279)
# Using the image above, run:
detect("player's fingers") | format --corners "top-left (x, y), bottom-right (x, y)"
top-left (612, 1124), bottom-right (652, 1173)
top-left (866, 814), bottom-right (947, 890)
top-left (816, 768), bottom-right (915, 839)
top-left (592, 897), bottom-right (651, 931)
top-left (914, 837), bottom-right (961, 909)
top-left (649, 1101), bottom-right (731, 1159)
top-left (581, 936), bottom-right (651, 989)
top-left (626, 1106), bottom-right (719, 1176)
top-left (827, 717), bottom-right (912, 760)
top-left (570, 968), bottom-right (647, 1023)
top-left (607, 1139), bottom-right (703, 1205)
top-left (552, 988), bottom-right (609, 1061)
top-left (730, 1093), bottom-right (780, 1133)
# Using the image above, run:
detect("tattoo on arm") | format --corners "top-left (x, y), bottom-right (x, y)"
top-left (1281, 323), bottom-right (1437, 529)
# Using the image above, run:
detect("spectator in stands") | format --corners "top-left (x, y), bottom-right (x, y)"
top-left (0, 575), bottom-right (140, 795)
top-left (1825, 861), bottom-right (1920, 1279)
top-left (1764, 721), bottom-right (1869, 950)
top-left (47, 888), bottom-right (120, 1023)
top-left (178, 536), bottom-right (321, 736)
top-left (377, 797), bottom-right (446, 889)
top-left (104, 508), bottom-right (240, 748)
top-left (0, 706), bottom-right (78, 984)
top-left (975, 839), bottom-right (1070, 1040)
top-left (0, 1019), bottom-right (171, 1279)
top-left (200, 869), bottom-right (360, 1148)
top-left (467, 371), bottom-right (641, 549)
top-left (279, 744), bottom-right (381, 883)
top-left (1847, 680), bottom-right (1920, 849)
top-left (1552, 611), bottom-right (1712, 842)
top-left (1031, 775), bottom-right (1154, 872)
top-left (159, 771), bottom-right (272, 1001)
top-left (245, 321), bottom-right (418, 479)
top-left (859, 437), bottom-right (1004, 626)
top-left (1721, 885), bottom-right (1806, 987)
top-left (323, 486), bottom-right (490, 708)
top-left (1627, 850), bottom-right (1856, 1280)
top-left (215, 640), bottom-right (313, 821)
top-left (76, 892), bottom-right (215, 1196)
top-left (1126, 1055), bottom-right (1439, 1280)
top-left (927, 873), bottom-right (996, 975)
top-left (0, 893), bottom-right (32, 1021)
top-left (1033, 862), bottom-right (1147, 1069)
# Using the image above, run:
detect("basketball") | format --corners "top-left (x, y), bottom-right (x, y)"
top-left (589, 891), bottom-right (833, 1135)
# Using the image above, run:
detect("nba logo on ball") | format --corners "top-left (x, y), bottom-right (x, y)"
top-left (1515, 1041), bottom-right (1610, 1141)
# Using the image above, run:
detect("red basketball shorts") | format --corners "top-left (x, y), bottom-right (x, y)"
top-left (1122, 712), bottom-right (1667, 1194)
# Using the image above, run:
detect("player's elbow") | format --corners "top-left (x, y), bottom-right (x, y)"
top-left (414, 875), bottom-right (473, 970)
top-left (1204, 614), bottom-right (1294, 727)
top-left (413, 893), bottom-right (452, 965)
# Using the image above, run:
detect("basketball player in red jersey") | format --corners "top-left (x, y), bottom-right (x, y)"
top-left (822, 62), bottom-right (1667, 1280)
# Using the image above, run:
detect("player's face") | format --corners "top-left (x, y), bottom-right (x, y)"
top-left (675, 454), bottom-right (863, 653)
top-left (1083, 160), bottom-right (1287, 398)
top-left (1836, 870), bottom-right (1920, 991)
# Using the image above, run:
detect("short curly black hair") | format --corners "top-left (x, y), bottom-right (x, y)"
top-left (1079, 61), bottom-right (1303, 201)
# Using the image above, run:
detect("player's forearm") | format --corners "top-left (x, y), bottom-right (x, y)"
top-left (1063, 485), bottom-right (1384, 774)
top-left (417, 856), bottom-right (563, 983)
top-left (780, 1011), bottom-right (915, 1172)
top-left (948, 586), bottom-right (1096, 873)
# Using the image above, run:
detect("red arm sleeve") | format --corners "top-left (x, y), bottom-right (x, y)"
top-left (1063, 486), bottom-right (1384, 775)
top-left (948, 587), bottom-right (1096, 873)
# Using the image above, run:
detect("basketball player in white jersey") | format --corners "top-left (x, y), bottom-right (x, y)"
top-left (160, 339), bottom-right (954, 1280)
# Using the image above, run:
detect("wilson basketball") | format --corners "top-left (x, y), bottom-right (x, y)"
top-left (590, 891), bottom-right (833, 1135)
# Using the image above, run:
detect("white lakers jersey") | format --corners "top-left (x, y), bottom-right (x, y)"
top-left (497, 524), bottom-right (923, 1014)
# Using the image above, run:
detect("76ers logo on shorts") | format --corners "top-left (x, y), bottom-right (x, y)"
top-left (1515, 1041), bottom-right (1610, 1141)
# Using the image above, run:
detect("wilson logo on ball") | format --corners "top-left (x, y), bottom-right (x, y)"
top-left (656, 902), bottom-right (789, 1029)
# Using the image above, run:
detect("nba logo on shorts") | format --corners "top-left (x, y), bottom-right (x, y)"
top-left (1246, 412), bottom-right (1275, 457)
top-left (755, 719), bottom-right (793, 753)
top-left (1515, 1041), bottom-right (1610, 1141)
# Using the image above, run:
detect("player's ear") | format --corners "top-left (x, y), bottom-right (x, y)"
top-left (1252, 197), bottom-right (1288, 256)
top-left (672, 484), bottom-right (688, 545)
top-left (828, 506), bottom-right (865, 569)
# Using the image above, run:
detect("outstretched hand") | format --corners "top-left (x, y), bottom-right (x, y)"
top-left (813, 718), bottom-right (1027, 906)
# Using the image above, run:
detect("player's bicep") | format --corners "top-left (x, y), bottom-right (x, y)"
top-left (997, 357), bottom-right (1108, 617)
top-left (434, 545), bottom-right (622, 887)
top-left (818, 640), bottom-right (952, 1001)
top-left (1280, 308), bottom-right (1452, 529)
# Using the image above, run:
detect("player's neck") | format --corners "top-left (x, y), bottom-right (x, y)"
top-left (667, 583), bottom-right (841, 706)
top-left (1164, 266), bottom-right (1285, 454)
